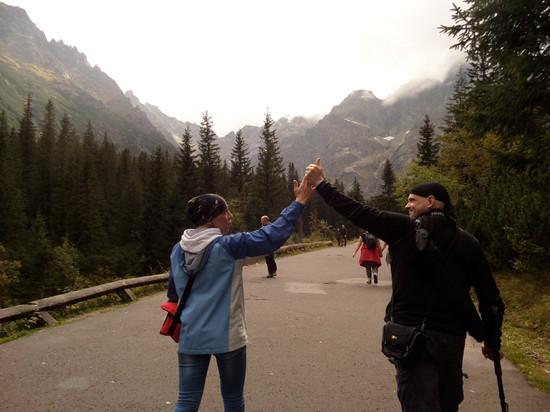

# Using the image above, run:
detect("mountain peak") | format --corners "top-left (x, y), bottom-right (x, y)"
top-left (348, 90), bottom-right (380, 101)
top-left (125, 90), bottom-right (140, 107)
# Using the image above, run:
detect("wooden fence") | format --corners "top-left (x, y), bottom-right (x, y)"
top-left (0, 241), bottom-right (332, 326)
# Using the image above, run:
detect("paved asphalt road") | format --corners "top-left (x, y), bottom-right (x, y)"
top-left (1, 245), bottom-right (549, 411)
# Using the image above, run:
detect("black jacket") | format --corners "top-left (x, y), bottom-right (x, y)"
top-left (316, 181), bottom-right (503, 340)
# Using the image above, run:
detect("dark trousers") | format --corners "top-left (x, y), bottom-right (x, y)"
top-left (395, 330), bottom-right (465, 412)
top-left (265, 253), bottom-right (277, 275)
top-left (363, 263), bottom-right (378, 281)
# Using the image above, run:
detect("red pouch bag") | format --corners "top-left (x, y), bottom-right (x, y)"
top-left (160, 301), bottom-right (180, 342)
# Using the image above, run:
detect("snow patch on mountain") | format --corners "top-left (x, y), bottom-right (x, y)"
top-left (344, 118), bottom-right (370, 129)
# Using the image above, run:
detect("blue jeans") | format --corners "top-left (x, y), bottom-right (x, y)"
top-left (173, 346), bottom-right (246, 412)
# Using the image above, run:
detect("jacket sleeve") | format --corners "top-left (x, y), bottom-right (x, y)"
top-left (316, 181), bottom-right (411, 244)
top-left (220, 201), bottom-right (304, 260)
top-left (470, 241), bottom-right (505, 349)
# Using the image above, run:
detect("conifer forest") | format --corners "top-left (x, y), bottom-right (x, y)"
top-left (0, 0), bottom-right (548, 307)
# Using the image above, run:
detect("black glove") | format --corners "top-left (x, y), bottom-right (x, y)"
top-left (480, 298), bottom-right (505, 350)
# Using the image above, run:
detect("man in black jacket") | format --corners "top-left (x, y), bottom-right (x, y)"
top-left (305, 159), bottom-right (504, 412)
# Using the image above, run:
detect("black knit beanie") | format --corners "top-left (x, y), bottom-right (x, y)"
top-left (410, 182), bottom-right (455, 218)
top-left (187, 194), bottom-right (228, 226)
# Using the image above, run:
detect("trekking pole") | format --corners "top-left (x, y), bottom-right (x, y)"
top-left (492, 348), bottom-right (509, 412)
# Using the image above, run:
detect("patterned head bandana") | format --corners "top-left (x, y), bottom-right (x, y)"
top-left (187, 194), bottom-right (228, 226)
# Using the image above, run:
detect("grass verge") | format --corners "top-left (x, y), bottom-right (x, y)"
top-left (496, 272), bottom-right (550, 393)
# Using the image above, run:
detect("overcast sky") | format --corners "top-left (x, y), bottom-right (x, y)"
top-left (6, 0), bottom-right (465, 135)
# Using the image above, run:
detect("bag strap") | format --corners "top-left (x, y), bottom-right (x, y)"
top-left (168, 238), bottom-right (220, 335)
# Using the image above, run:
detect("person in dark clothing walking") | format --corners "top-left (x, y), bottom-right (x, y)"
top-left (339, 224), bottom-right (348, 246)
top-left (261, 215), bottom-right (278, 278)
top-left (305, 159), bottom-right (505, 412)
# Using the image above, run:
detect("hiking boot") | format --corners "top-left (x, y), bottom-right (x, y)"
top-left (373, 274), bottom-right (378, 284)
top-left (366, 278), bottom-right (372, 284)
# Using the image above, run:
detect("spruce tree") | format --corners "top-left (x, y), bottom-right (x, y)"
top-left (174, 126), bottom-right (198, 229)
top-left (440, 0), bottom-right (550, 148)
top-left (37, 99), bottom-right (57, 228)
top-left (18, 94), bottom-right (38, 215)
top-left (347, 176), bottom-right (365, 203)
top-left (0, 117), bottom-right (26, 251)
top-left (50, 113), bottom-right (76, 241)
top-left (443, 67), bottom-right (470, 133)
top-left (142, 147), bottom-right (172, 271)
top-left (177, 126), bottom-right (197, 198)
top-left (220, 159), bottom-right (231, 197)
top-left (252, 111), bottom-right (286, 221)
top-left (197, 111), bottom-right (221, 193)
top-left (113, 148), bottom-right (144, 250)
top-left (97, 133), bottom-right (118, 239)
top-left (230, 130), bottom-right (252, 197)
top-left (381, 160), bottom-right (397, 197)
top-left (334, 178), bottom-right (345, 194)
top-left (416, 115), bottom-right (439, 166)
top-left (286, 162), bottom-right (298, 200)
top-left (75, 122), bottom-right (108, 254)
top-left (370, 159), bottom-right (399, 211)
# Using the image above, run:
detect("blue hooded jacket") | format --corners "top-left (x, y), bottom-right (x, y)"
top-left (167, 201), bottom-right (304, 354)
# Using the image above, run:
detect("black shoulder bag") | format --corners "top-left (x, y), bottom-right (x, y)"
top-left (381, 293), bottom-right (431, 364)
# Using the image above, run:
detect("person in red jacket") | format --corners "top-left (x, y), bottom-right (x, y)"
top-left (352, 231), bottom-right (383, 284)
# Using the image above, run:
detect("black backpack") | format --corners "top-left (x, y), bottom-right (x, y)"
top-left (362, 233), bottom-right (377, 250)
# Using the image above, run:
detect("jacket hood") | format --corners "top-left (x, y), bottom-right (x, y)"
top-left (180, 227), bottom-right (222, 275)
top-left (181, 227), bottom-right (222, 252)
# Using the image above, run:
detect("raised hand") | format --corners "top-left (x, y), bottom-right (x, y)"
top-left (293, 173), bottom-right (315, 205)
top-left (305, 158), bottom-right (325, 187)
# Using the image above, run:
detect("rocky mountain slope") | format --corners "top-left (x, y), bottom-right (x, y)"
top-left (0, 2), bottom-right (172, 153)
top-left (217, 72), bottom-right (457, 195)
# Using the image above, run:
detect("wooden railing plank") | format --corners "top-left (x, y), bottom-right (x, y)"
top-left (0, 241), bottom-right (331, 324)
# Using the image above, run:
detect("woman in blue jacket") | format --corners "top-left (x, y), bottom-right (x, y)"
top-left (167, 176), bottom-right (313, 412)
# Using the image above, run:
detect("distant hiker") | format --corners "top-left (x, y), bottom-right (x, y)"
top-left (305, 159), bottom-right (505, 412)
top-left (335, 227), bottom-right (343, 246)
top-left (352, 231), bottom-right (382, 284)
top-left (166, 177), bottom-right (314, 412)
top-left (261, 215), bottom-right (278, 278)
top-left (339, 224), bottom-right (348, 247)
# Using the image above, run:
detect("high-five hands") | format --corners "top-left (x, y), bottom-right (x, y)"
top-left (305, 158), bottom-right (325, 187)
top-left (293, 173), bottom-right (315, 205)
